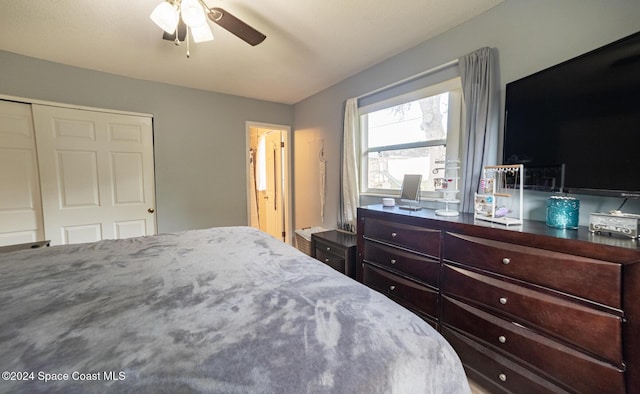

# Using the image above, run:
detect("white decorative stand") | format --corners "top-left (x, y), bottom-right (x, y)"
top-left (434, 159), bottom-right (460, 217)
top-left (474, 164), bottom-right (523, 226)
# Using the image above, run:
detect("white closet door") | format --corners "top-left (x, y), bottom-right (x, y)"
top-left (32, 105), bottom-right (156, 245)
top-left (0, 101), bottom-right (44, 246)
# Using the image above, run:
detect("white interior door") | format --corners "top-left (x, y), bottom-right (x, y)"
top-left (0, 100), bottom-right (44, 246)
top-left (264, 131), bottom-right (284, 240)
top-left (32, 104), bottom-right (156, 245)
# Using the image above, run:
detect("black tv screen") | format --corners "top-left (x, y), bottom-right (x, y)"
top-left (503, 30), bottom-right (640, 198)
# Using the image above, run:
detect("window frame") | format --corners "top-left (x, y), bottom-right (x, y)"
top-left (359, 77), bottom-right (463, 199)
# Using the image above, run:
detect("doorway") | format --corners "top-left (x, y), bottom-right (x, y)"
top-left (246, 122), bottom-right (291, 244)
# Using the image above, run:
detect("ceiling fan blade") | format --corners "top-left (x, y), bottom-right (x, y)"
top-left (163, 18), bottom-right (187, 42)
top-left (208, 7), bottom-right (266, 46)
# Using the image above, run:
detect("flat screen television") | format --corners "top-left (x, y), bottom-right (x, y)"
top-left (502, 30), bottom-right (640, 198)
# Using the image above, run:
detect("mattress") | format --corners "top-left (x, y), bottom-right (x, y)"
top-left (0, 226), bottom-right (470, 393)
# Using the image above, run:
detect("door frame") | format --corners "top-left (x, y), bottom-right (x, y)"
top-left (245, 121), bottom-right (293, 244)
top-left (0, 94), bottom-right (152, 118)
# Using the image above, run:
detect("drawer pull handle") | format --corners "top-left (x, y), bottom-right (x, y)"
top-left (391, 232), bottom-right (397, 238)
top-left (499, 297), bottom-right (508, 305)
top-left (390, 259), bottom-right (396, 264)
top-left (498, 336), bottom-right (507, 343)
top-left (499, 373), bottom-right (507, 382)
top-left (502, 257), bottom-right (510, 265)
top-left (389, 285), bottom-right (396, 291)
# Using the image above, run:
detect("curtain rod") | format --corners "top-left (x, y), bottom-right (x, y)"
top-left (356, 59), bottom-right (459, 100)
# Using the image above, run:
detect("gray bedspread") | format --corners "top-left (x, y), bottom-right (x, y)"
top-left (0, 227), bottom-right (470, 393)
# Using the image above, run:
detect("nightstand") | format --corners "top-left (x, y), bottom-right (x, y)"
top-left (311, 230), bottom-right (357, 279)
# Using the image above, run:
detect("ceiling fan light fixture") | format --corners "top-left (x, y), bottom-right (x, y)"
top-left (153, 1), bottom-right (266, 57)
top-left (180, 0), bottom-right (207, 28)
top-left (191, 24), bottom-right (214, 43)
top-left (150, 1), bottom-right (179, 34)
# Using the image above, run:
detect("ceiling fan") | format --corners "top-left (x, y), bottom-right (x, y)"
top-left (151, 0), bottom-right (266, 56)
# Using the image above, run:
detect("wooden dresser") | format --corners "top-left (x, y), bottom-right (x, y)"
top-left (357, 205), bottom-right (640, 394)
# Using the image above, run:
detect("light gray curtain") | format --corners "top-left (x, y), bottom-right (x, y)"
top-left (458, 47), bottom-right (499, 213)
top-left (339, 97), bottom-right (359, 233)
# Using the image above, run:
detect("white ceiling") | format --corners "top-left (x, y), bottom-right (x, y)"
top-left (0, 0), bottom-right (502, 104)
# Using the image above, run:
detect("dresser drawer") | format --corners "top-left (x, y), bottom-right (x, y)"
top-left (363, 217), bottom-right (440, 257)
top-left (442, 327), bottom-right (571, 394)
top-left (363, 264), bottom-right (438, 319)
top-left (442, 296), bottom-right (625, 393)
top-left (442, 232), bottom-right (622, 309)
top-left (442, 264), bottom-right (623, 363)
top-left (362, 241), bottom-right (439, 287)
top-left (315, 248), bottom-right (345, 273)
top-left (314, 239), bottom-right (344, 257)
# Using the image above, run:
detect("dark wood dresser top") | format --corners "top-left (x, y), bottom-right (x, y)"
top-left (361, 205), bottom-right (640, 262)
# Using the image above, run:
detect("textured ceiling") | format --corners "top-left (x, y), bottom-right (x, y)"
top-left (0, 0), bottom-right (502, 104)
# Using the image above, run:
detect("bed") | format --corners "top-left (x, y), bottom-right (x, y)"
top-left (0, 226), bottom-right (470, 393)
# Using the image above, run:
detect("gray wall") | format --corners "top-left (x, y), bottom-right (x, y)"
top-left (3, 0), bottom-right (640, 234)
top-left (293, 0), bottom-right (640, 228)
top-left (0, 51), bottom-right (293, 233)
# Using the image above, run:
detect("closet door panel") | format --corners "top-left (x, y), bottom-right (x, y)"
top-left (32, 105), bottom-right (156, 245)
top-left (57, 150), bottom-right (100, 208)
top-left (0, 101), bottom-right (44, 246)
top-left (111, 152), bottom-right (145, 204)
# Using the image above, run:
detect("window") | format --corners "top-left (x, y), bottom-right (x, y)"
top-left (360, 78), bottom-right (462, 199)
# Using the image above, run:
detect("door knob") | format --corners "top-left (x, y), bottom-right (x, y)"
top-left (148, 208), bottom-right (155, 213)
